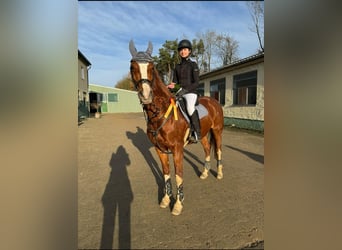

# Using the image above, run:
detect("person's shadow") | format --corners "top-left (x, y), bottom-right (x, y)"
top-left (100, 145), bottom-right (133, 249)
top-left (126, 127), bottom-right (164, 203)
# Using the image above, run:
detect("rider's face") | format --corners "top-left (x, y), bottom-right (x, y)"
top-left (179, 48), bottom-right (191, 58)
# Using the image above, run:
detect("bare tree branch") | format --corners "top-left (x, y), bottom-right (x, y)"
top-left (247, 1), bottom-right (264, 52)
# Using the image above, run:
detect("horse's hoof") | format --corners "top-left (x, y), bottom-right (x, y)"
top-left (200, 169), bottom-right (209, 179)
top-left (171, 201), bottom-right (183, 215)
top-left (160, 195), bottom-right (171, 208)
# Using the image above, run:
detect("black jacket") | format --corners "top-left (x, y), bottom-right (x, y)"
top-left (172, 58), bottom-right (199, 93)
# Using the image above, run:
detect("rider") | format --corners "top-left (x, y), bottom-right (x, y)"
top-left (168, 39), bottom-right (201, 143)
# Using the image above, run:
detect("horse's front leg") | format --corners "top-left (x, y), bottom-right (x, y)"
top-left (155, 147), bottom-right (172, 209)
top-left (171, 145), bottom-right (184, 216)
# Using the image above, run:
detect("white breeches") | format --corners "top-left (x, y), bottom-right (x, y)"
top-left (183, 93), bottom-right (197, 116)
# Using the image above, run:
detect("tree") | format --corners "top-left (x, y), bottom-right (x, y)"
top-left (191, 38), bottom-right (206, 73)
top-left (115, 73), bottom-right (135, 91)
top-left (154, 40), bottom-right (179, 84)
top-left (196, 29), bottom-right (217, 72)
top-left (196, 30), bottom-right (240, 70)
top-left (246, 1), bottom-right (264, 52)
top-left (215, 33), bottom-right (239, 66)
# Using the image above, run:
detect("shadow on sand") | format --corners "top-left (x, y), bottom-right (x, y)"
top-left (126, 127), bottom-right (164, 202)
top-left (225, 145), bottom-right (264, 164)
top-left (100, 145), bottom-right (133, 249)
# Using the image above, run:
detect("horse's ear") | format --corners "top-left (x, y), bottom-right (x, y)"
top-left (146, 41), bottom-right (153, 56)
top-left (129, 40), bottom-right (138, 58)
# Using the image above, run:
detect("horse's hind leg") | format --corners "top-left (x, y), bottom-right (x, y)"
top-left (200, 134), bottom-right (211, 179)
top-left (216, 148), bottom-right (223, 179)
top-left (213, 129), bottom-right (223, 180)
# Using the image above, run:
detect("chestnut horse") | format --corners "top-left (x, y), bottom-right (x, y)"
top-left (129, 40), bottom-right (224, 215)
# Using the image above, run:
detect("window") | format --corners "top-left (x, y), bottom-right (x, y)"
top-left (233, 70), bottom-right (257, 105)
top-left (108, 93), bottom-right (118, 102)
top-left (197, 83), bottom-right (204, 97)
top-left (210, 78), bottom-right (225, 105)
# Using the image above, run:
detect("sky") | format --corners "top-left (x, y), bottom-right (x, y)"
top-left (78, 1), bottom-right (262, 88)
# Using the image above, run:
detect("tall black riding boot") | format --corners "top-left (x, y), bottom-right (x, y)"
top-left (190, 110), bottom-right (201, 143)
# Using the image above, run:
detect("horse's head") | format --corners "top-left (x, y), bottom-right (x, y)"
top-left (129, 40), bottom-right (155, 104)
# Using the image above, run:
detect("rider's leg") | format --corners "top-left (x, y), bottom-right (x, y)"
top-left (190, 109), bottom-right (201, 141)
top-left (183, 93), bottom-right (201, 142)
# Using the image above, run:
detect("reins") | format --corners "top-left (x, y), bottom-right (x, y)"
top-left (142, 98), bottom-right (176, 154)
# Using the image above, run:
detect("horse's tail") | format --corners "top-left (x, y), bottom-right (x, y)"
top-left (209, 129), bottom-right (218, 160)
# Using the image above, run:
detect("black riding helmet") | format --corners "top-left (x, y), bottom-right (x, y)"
top-left (178, 39), bottom-right (192, 51)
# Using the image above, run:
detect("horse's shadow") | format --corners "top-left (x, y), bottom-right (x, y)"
top-left (184, 148), bottom-right (219, 178)
top-left (183, 148), bottom-right (203, 176)
top-left (126, 127), bottom-right (165, 204)
top-left (225, 145), bottom-right (264, 164)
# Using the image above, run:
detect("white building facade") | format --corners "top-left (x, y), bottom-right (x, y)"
top-left (199, 53), bottom-right (264, 131)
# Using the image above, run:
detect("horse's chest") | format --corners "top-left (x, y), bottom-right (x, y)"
top-left (147, 129), bottom-right (167, 145)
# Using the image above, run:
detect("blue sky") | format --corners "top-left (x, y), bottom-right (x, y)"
top-left (78, 1), bottom-right (262, 87)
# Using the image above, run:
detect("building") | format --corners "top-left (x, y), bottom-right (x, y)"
top-left (78, 50), bottom-right (91, 119)
top-left (89, 84), bottom-right (142, 114)
top-left (199, 53), bottom-right (264, 131)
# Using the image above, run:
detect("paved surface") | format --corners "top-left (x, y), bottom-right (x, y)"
top-left (78, 113), bottom-right (264, 249)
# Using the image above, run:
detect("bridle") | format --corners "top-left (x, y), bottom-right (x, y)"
top-left (131, 62), bottom-right (155, 89)
top-left (130, 59), bottom-right (156, 105)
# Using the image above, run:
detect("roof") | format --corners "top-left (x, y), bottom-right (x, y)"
top-left (199, 52), bottom-right (264, 78)
top-left (89, 84), bottom-right (138, 94)
top-left (78, 50), bottom-right (91, 66)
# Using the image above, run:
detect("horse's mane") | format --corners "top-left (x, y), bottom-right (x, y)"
top-left (152, 66), bottom-right (173, 101)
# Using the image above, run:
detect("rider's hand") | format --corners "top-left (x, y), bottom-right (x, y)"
top-left (167, 83), bottom-right (175, 89)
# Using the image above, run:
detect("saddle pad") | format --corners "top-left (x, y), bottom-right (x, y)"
top-left (177, 103), bottom-right (208, 124)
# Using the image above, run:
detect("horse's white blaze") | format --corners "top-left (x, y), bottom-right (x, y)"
top-left (138, 62), bottom-right (148, 79)
top-left (142, 83), bottom-right (151, 100)
top-left (137, 62), bottom-right (151, 100)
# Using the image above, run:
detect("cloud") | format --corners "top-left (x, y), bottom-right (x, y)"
top-left (78, 1), bottom-right (262, 87)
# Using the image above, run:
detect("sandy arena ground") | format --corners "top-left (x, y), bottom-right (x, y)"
top-left (78, 113), bottom-right (264, 249)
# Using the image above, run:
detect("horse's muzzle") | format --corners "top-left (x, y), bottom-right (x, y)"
top-left (138, 92), bottom-right (153, 104)
top-left (138, 82), bottom-right (153, 104)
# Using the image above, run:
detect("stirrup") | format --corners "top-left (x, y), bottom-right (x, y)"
top-left (189, 132), bottom-right (200, 143)
top-left (194, 130), bottom-right (202, 140)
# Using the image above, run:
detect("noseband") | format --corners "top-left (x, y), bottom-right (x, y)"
top-left (134, 76), bottom-right (154, 88)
